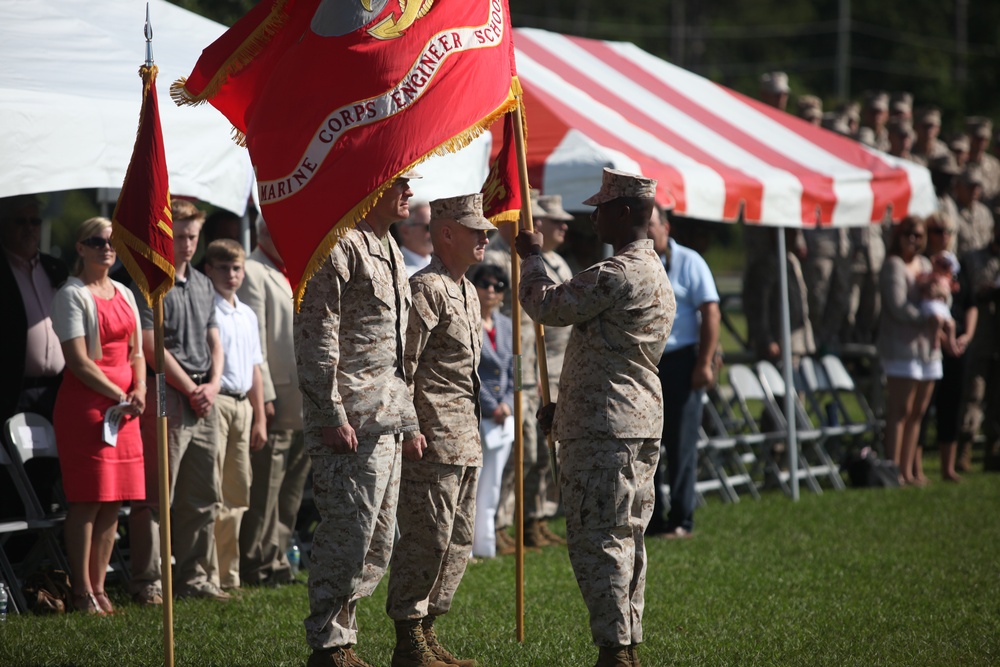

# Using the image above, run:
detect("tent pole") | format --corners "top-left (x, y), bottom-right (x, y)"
top-left (776, 229), bottom-right (799, 501)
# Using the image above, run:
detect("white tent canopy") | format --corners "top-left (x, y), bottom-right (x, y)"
top-left (1, 0), bottom-right (255, 214)
top-left (0, 0), bottom-right (493, 217)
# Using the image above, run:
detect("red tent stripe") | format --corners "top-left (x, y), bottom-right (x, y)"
top-left (517, 34), bottom-right (761, 220)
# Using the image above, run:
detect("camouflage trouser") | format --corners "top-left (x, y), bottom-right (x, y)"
top-left (496, 390), bottom-right (541, 528)
top-left (959, 355), bottom-right (1000, 468)
top-left (386, 461), bottom-right (479, 620)
top-left (559, 437), bottom-right (659, 648)
top-left (304, 433), bottom-right (401, 649)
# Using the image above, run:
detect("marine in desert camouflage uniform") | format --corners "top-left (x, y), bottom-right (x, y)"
top-left (298, 172), bottom-right (423, 667)
top-left (385, 193), bottom-right (492, 667)
top-left (516, 168), bottom-right (675, 667)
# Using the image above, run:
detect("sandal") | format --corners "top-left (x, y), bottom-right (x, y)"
top-left (74, 592), bottom-right (106, 615)
top-left (94, 590), bottom-right (117, 614)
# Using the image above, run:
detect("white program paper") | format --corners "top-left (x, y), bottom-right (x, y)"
top-left (102, 402), bottom-right (132, 447)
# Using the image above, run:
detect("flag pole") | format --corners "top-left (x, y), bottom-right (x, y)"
top-left (508, 97), bottom-right (557, 644)
top-left (145, 6), bottom-right (175, 665)
top-left (511, 101), bottom-right (558, 486)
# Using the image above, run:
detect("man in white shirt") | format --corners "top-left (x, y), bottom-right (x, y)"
top-left (203, 238), bottom-right (268, 590)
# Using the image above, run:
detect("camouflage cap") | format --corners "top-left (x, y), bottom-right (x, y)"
top-left (959, 166), bottom-right (985, 187)
top-left (914, 106), bottom-right (941, 126)
top-left (528, 188), bottom-right (546, 219)
top-left (537, 194), bottom-right (574, 221)
top-left (887, 118), bottom-right (914, 138)
top-left (965, 116), bottom-right (993, 139)
top-left (836, 101), bottom-right (860, 124)
top-left (759, 71), bottom-right (790, 94)
top-left (821, 112), bottom-right (852, 136)
top-left (399, 168), bottom-right (424, 180)
top-left (582, 168), bottom-right (657, 206)
top-left (797, 95), bottom-right (822, 113)
top-left (863, 90), bottom-right (889, 112)
top-left (800, 106), bottom-right (823, 123)
top-left (949, 134), bottom-right (970, 153)
top-left (430, 192), bottom-right (493, 230)
top-left (890, 91), bottom-right (913, 114)
top-left (928, 152), bottom-right (960, 176)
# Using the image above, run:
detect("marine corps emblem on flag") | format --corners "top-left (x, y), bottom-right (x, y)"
top-left (174, 0), bottom-right (520, 304)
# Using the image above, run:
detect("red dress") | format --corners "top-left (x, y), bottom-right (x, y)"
top-left (54, 290), bottom-right (145, 502)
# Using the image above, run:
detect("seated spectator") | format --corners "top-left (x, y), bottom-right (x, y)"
top-left (203, 239), bottom-right (268, 591)
top-left (470, 264), bottom-right (515, 558)
top-left (878, 216), bottom-right (943, 486)
top-left (51, 217), bottom-right (146, 614)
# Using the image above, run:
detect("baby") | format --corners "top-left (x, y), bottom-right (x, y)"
top-left (918, 250), bottom-right (958, 351)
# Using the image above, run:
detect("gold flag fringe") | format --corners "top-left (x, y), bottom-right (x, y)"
top-left (111, 221), bottom-right (176, 307)
top-left (292, 81), bottom-right (522, 310)
top-left (170, 0), bottom-right (290, 108)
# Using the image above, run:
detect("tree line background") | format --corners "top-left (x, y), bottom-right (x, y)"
top-left (170, 0), bottom-right (1000, 135)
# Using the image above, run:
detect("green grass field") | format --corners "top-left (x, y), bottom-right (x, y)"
top-left (3, 461), bottom-right (998, 667)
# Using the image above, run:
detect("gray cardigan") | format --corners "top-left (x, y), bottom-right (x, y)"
top-left (877, 255), bottom-right (940, 365)
top-left (51, 277), bottom-right (143, 361)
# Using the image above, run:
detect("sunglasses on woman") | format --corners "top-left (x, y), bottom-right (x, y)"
top-left (80, 236), bottom-right (113, 249)
top-left (474, 279), bottom-right (506, 291)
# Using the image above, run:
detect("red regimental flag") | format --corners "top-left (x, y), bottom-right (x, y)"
top-left (482, 106), bottom-right (522, 225)
top-left (112, 65), bottom-right (174, 307)
top-left (173, 0), bottom-right (520, 304)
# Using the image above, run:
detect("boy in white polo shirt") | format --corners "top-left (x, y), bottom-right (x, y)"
top-left (203, 238), bottom-right (268, 590)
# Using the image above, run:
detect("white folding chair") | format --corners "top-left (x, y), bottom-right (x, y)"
top-left (756, 361), bottom-right (846, 491)
top-left (725, 364), bottom-right (808, 496)
top-left (701, 394), bottom-right (760, 502)
top-left (821, 354), bottom-right (884, 454)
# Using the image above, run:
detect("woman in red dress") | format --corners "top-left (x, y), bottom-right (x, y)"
top-left (51, 217), bottom-right (146, 614)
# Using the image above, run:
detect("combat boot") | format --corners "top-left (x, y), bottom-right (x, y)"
top-left (524, 519), bottom-right (552, 548)
top-left (421, 616), bottom-right (477, 667)
top-left (391, 619), bottom-right (450, 667)
top-left (495, 528), bottom-right (516, 556)
top-left (537, 519), bottom-right (566, 545)
top-left (307, 645), bottom-right (373, 667)
top-left (629, 645), bottom-right (641, 667)
top-left (593, 645), bottom-right (633, 667)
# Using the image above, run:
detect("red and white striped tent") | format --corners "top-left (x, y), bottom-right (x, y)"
top-left (509, 27), bottom-right (937, 226)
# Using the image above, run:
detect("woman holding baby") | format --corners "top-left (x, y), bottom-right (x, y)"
top-left (878, 215), bottom-right (947, 486)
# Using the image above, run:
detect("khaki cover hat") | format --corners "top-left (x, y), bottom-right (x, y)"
top-left (949, 134), bottom-right (970, 153)
top-left (430, 193), bottom-right (493, 230)
top-left (928, 153), bottom-right (960, 176)
top-left (399, 168), bottom-right (424, 179)
top-left (760, 71), bottom-right (790, 94)
top-left (966, 116), bottom-right (993, 139)
top-left (914, 106), bottom-right (941, 126)
top-left (583, 168), bottom-right (658, 206)
top-left (864, 91), bottom-right (889, 112)
top-left (528, 188), bottom-right (546, 219)
top-left (960, 167), bottom-right (985, 187)
top-left (537, 194), bottom-right (574, 221)
top-left (887, 118), bottom-right (914, 137)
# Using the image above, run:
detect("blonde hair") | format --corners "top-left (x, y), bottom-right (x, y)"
top-left (74, 216), bottom-right (113, 275)
top-left (204, 238), bottom-right (245, 266)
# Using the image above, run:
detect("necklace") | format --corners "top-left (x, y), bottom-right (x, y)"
top-left (88, 279), bottom-right (115, 300)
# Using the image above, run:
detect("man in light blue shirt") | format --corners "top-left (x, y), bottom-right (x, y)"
top-left (647, 205), bottom-right (720, 539)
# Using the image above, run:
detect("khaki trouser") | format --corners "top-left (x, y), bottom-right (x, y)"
top-left (496, 390), bottom-right (541, 528)
top-left (240, 429), bottom-right (307, 585)
top-left (130, 385), bottom-right (221, 595)
top-left (305, 433), bottom-right (401, 650)
top-left (208, 393), bottom-right (252, 589)
top-left (559, 437), bottom-right (659, 648)
top-left (386, 461), bottom-right (479, 620)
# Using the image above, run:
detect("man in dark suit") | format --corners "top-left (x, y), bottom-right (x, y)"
top-left (0, 194), bottom-right (68, 516)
